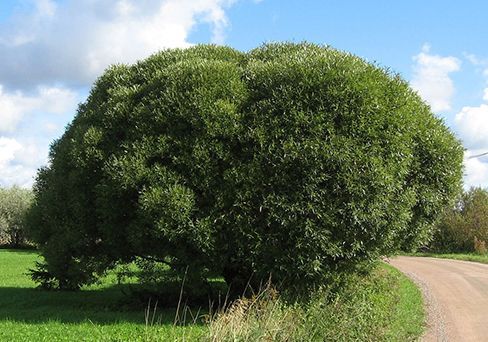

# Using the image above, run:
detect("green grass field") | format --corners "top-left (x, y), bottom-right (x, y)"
top-left (0, 249), bottom-right (424, 341)
top-left (0, 249), bottom-right (206, 341)
top-left (408, 252), bottom-right (488, 264)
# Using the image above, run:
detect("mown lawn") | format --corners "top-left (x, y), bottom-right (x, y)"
top-left (0, 249), bottom-right (206, 341)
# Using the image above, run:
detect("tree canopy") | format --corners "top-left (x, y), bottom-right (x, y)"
top-left (27, 43), bottom-right (464, 294)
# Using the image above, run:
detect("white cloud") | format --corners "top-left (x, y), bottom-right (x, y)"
top-left (0, 0), bottom-right (247, 188)
top-left (36, 87), bottom-right (78, 114)
top-left (464, 53), bottom-right (480, 65)
top-left (463, 151), bottom-right (488, 189)
top-left (0, 0), bottom-right (237, 89)
top-left (463, 52), bottom-right (488, 68)
top-left (0, 84), bottom-right (77, 187)
top-left (0, 85), bottom-right (78, 132)
top-left (411, 44), bottom-right (461, 112)
top-left (35, 0), bottom-right (57, 18)
top-left (0, 137), bottom-right (44, 188)
top-left (455, 59), bottom-right (488, 188)
top-left (463, 53), bottom-right (488, 102)
top-left (44, 122), bottom-right (58, 133)
top-left (0, 138), bottom-right (22, 168)
top-left (455, 104), bottom-right (488, 150)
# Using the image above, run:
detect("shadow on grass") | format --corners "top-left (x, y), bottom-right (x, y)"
top-left (0, 285), bottom-right (187, 326)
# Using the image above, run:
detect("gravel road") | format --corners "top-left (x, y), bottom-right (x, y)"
top-left (389, 256), bottom-right (488, 342)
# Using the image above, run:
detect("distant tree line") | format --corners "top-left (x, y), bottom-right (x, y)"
top-left (0, 186), bottom-right (33, 248)
top-left (430, 187), bottom-right (488, 254)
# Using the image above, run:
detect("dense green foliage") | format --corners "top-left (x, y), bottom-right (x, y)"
top-left (0, 186), bottom-right (33, 247)
top-left (27, 43), bottom-right (463, 294)
top-left (430, 187), bottom-right (488, 253)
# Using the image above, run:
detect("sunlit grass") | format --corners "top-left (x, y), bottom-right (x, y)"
top-left (0, 249), bottom-right (206, 341)
top-left (0, 249), bottom-right (425, 341)
top-left (408, 252), bottom-right (488, 264)
top-left (207, 263), bottom-right (424, 341)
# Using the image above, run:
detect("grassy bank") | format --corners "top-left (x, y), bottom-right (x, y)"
top-left (207, 263), bottom-right (424, 341)
top-left (408, 252), bottom-right (488, 264)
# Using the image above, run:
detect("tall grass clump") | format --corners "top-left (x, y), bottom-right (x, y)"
top-left (206, 263), bottom-right (424, 342)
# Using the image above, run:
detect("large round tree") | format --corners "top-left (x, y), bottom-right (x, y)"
top-left (27, 43), bottom-right (463, 293)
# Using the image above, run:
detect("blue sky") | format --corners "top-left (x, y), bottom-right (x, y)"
top-left (0, 0), bottom-right (487, 188)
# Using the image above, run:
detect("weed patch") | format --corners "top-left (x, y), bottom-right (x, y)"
top-left (206, 263), bottom-right (424, 341)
